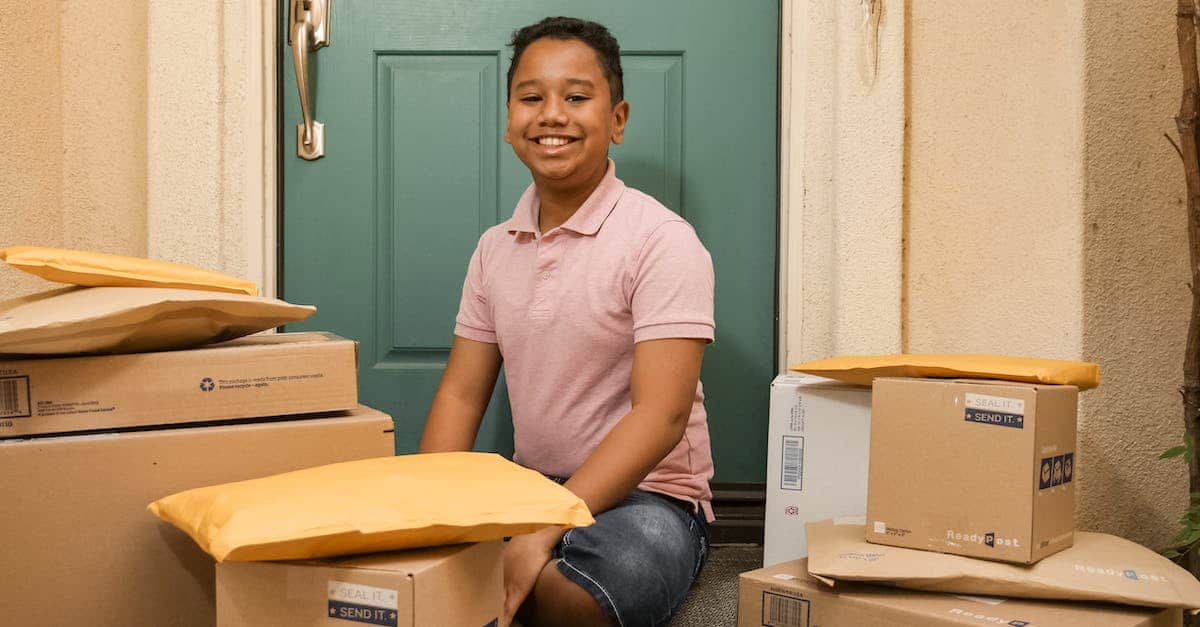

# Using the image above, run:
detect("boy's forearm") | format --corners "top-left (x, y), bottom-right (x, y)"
top-left (418, 392), bottom-right (487, 452)
top-left (419, 335), bottom-right (502, 453)
top-left (564, 406), bottom-right (689, 516)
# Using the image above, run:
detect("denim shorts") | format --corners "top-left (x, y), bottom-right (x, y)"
top-left (550, 487), bottom-right (709, 627)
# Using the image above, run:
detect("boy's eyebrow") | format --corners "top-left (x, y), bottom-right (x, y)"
top-left (512, 78), bottom-right (595, 91)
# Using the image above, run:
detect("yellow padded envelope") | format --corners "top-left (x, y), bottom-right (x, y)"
top-left (790, 354), bottom-right (1100, 390)
top-left (0, 245), bottom-right (258, 295)
top-left (148, 452), bottom-right (595, 562)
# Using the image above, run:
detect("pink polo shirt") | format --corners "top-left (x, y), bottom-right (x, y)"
top-left (454, 161), bottom-right (716, 521)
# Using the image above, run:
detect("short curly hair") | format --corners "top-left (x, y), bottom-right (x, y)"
top-left (506, 17), bottom-right (624, 105)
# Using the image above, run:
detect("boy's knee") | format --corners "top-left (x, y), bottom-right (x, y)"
top-left (518, 561), bottom-right (610, 627)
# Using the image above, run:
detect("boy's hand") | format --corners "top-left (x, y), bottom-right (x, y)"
top-left (499, 526), bottom-right (564, 627)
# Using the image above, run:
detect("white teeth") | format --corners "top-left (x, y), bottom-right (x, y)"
top-left (537, 136), bottom-right (572, 146)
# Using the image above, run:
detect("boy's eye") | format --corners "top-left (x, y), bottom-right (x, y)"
top-left (519, 95), bottom-right (542, 103)
top-left (566, 95), bottom-right (590, 102)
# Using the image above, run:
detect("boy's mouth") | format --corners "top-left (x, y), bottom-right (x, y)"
top-left (531, 135), bottom-right (578, 147)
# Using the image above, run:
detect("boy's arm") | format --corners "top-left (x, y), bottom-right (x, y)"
top-left (500, 337), bottom-right (704, 623)
top-left (564, 336), bottom-right (705, 515)
top-left (418, 335), bottom-right (503, 453)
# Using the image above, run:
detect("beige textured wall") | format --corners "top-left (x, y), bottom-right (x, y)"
top-left (1079, 1), bottom-right (1188, 548)
top-left (1, 2), bottom-right (66, 301)
top-left (906, 1), bottom-right (1188, 549)
top-left (0, 2), bottom-right (149, 303)
top-left (1, 1), bottom-right (268, 304)
top-left (906, 1), bottom-right (1086, 359)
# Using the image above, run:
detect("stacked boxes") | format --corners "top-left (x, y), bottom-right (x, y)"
top-left (742, 371), bottom-right (1190, 622)
top-left (0, 333), bottom-right (399, 626)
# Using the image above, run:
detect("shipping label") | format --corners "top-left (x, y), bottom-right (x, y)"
top-left (328, 581), bottom-right (399, 627)
top-left (761, 591), bottom-right (809, 627)
top-left (0, 376), bottom-right (31, 420)
top-left (964, 393), bottom-right (1025, 429)
top-left (780, 435), bottom-right (804, 491)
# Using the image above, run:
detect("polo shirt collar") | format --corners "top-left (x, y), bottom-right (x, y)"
top-left (506, 159), bottom-right (625, 237)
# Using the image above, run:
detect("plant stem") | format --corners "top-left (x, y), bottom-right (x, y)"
top-left (1176, 0), bottom-right (1200, 586)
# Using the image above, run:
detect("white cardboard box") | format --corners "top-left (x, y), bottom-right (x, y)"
top-left (764, 373), bottom-right (871, 567)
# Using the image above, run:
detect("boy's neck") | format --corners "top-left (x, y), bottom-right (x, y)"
top-left (535, 159), bottom-right (609, 234)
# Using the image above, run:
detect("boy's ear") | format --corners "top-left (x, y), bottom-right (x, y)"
top-left (610, 100), bottom-right (630, 145)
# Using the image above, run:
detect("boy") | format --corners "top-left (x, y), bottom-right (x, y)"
top-left (419, 17), bottom-right (714, 627)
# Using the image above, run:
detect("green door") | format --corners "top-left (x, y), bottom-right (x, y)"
top-left (282, 1), bottom-right (777, 483)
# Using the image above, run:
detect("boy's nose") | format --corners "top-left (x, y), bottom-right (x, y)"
top-left (538, 101), bottom-right (568, 126)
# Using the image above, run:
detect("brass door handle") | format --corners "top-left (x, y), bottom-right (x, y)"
top-left (289, 0), bottom-right (329, 160)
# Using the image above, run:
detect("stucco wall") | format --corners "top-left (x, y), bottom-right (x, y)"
top-left (906, 1), bottom-right (1086, 359)
top-left (1, 2), bottom-right (267, 305)
top-left (1079, 1), bottom-right (1188, 548)
top-left (906, 1), bottom-right (1188, 549)
top-left (2, 2), bottom-right (66, 301)
top-left (1, 2), bottom-right (149, 303)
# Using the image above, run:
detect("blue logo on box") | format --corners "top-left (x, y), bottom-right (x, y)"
top-left (1051, 456), bottom-right (1064, 486)
top-left (1124, 570), bottom-right (1139, 581)
top-left (1039, 458), bottom-right (1053, 489)
top-left (1039, 454), bottom-right (1075, 491)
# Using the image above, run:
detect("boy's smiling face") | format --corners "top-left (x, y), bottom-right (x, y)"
top-left (505, 37), bottom-right (629, 194)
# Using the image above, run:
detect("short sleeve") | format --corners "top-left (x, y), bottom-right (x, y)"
top-left (630, 220), bottom-right (716, 344)
top-left (453, 237), bottom-right (497, 343)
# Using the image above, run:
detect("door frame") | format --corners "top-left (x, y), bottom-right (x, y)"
top-left (226, 0), bottom-right (905, 367)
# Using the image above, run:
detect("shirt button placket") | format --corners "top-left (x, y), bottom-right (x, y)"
top-left (532, 233), bottom-right (558, 320)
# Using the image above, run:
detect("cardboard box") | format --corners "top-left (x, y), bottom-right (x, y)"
top-left (738, 559), bottom-right (1181, 627)
top-left (765, 374), bottom-right (871, 566)
top-left (866, 377), bottom-right (1077, 564)
top-left (217, 541), bottom-right (503, 627)
top-left (0, 331), bottom-right (357, 437)
top-left (0, 406), bottom-right (395, 627)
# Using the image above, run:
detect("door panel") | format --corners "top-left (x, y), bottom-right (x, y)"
top-left (283, 0), bottom-right (777, 482)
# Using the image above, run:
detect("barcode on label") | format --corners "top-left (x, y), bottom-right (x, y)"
top-left (781, 435), bottom-right (804, 491)
top-left (0, 376), bottom-right (31, 419)
top-left (762, 591), bottom-right (808, 627)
